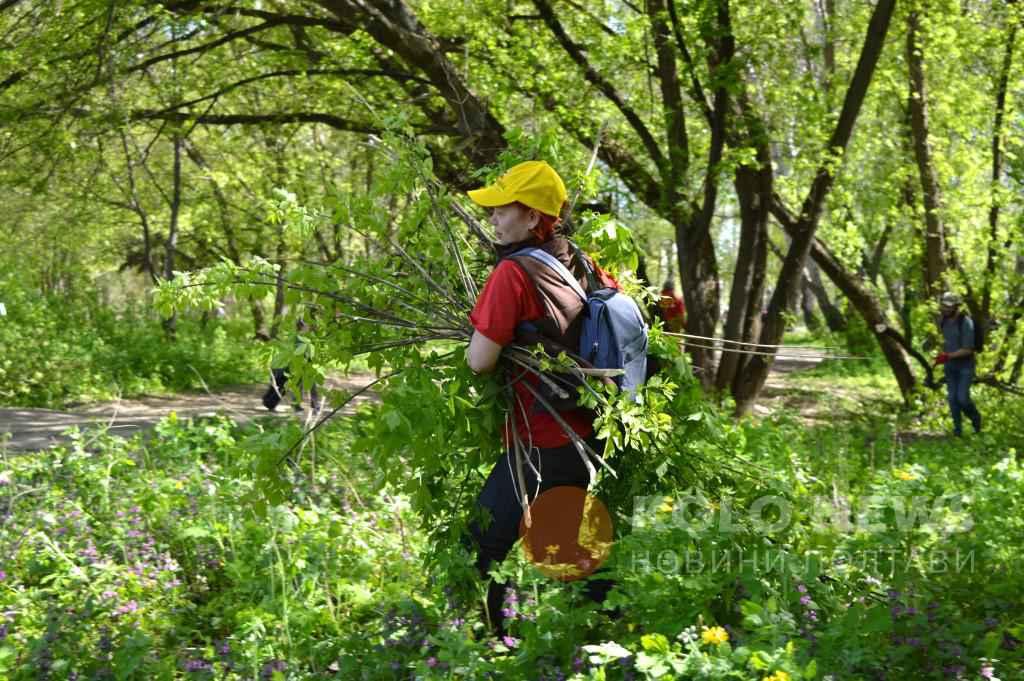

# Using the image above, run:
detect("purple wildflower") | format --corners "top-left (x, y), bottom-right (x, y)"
top-left (260, 659), bottom-right (287, 679)
top-left (115, 601), bottom-right (139, 616)
top-left (797, 584), bottom-right (807, 594)
top-left (0, 570), bottom-right (5, 581)
top-left (184, 659), bottom-right (212, 673)
top-left (980, 665), bottom-right (995, 679)
top-left (426, 657), bottom-right (438, 668)
top-left (502, 635), bottom-right (519, 649)
top-left (800, 595), bottom-right (811, 606)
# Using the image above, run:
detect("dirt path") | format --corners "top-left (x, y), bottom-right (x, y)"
top-left (1, 350), bottom-right (834, 453)
top-left (0, 374), bottom-right (378, 453)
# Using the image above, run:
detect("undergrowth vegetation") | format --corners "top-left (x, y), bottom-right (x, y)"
top-left (0, 281), bottom-right (265, 408)
top-left (1, 364), bottom-right (1022, 680)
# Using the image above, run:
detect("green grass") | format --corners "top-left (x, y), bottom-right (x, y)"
top-left (1, 363), bottom-right (1022, 679)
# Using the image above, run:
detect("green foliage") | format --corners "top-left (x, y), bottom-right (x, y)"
top-left (0, 279), bottom-right (264, 408)
top-left (2, 366), bottom-right (1021, 679)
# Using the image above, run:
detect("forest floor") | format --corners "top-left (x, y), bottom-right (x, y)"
top-left (0, 348), bottom-right (852, 452)
top-left (0, 374), bottom-right (379, 452)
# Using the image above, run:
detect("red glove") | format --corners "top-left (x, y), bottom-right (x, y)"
top-left (934, 352), bottom-right (950, 365)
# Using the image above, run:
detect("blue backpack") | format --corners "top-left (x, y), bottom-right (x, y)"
top-left (513, 245), bottom-right (649, 398)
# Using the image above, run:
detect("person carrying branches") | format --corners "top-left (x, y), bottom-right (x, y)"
top-left (934, 291), bottom-right (982, 436)
top-left (463, 161), bottom-right (619, 631)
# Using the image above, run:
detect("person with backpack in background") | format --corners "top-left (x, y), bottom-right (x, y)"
top-left (934, 291), bottom-right (982, 436)
top-left (464, 160), bottom-right (637, 631)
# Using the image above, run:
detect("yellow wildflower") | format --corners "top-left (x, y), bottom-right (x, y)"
top-left (763, 672), bottom-right (790, 681)
top-left (545, 544), bottom-right (560, 556)
top-left (700, 625), bottom-right (729, 645)
top-left (893, 469), bottom-right (917, 481)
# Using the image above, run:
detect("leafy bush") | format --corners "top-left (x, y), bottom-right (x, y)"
top-left (1, 377), bottom-right (1021, 679)
top-left (0, 281), bottom-right (264, 408)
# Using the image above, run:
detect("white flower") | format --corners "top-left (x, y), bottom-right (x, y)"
top-left (677, 625), bottom-right (698, 644)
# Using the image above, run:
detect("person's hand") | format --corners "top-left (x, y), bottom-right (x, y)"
top-left (934, 352), bottom-right (950, 365)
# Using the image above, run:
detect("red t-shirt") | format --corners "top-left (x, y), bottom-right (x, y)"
top-left (470, 259), bottom-right (614, 449)
top-left (659, 289), bottom-right (685, 323)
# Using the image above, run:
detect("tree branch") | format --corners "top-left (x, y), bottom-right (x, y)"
top-left (129, 109), bottom-right (459, 135)
top-left (531, 0), bottom-right (666, 171)
top-left (647, 0), bottom-right (689, 195)
top-left (791, 0), bottom-right (895, 231)
top-left (666, 0), bottom-right (713, 124)
top-left (146, 68), bottom-right (433, 115)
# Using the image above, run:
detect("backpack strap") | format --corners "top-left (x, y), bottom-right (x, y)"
top-left (567, 241), bottom-right (600, 293)
top-left (509, 247), bottom-right (587, 303)
top-left (958, 312), bottom-right (973, 350)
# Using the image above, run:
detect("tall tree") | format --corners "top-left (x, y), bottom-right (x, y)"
top-left (732, 0), bottom-right (898, 415)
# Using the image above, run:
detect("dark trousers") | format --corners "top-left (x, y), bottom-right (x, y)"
top-left (469, 434), bottom-right (613, 629)
top-left (262, 368), bottom-right (322, 411)
top-left (945, 363), bottom-right (981, 434)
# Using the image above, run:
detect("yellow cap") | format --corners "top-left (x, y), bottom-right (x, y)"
top-left (467, 161), bottom-right (567, 217)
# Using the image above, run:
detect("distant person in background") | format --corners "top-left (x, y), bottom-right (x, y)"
top-left (658, 280), bottom-right (686, 333)
top-left (262, 317), bottom-right (323, 412)
top-left (934, 291), bottom-right (981, 436)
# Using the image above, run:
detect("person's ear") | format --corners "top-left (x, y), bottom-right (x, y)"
top-left (527, 208), bottom-right (540, 229)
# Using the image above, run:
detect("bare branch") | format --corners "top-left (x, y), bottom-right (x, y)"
top-left (531, 0), bottom-right (666, 171)
top-left (130, 110), bottom-right (460, 135)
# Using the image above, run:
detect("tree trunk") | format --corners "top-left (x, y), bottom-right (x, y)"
top-left (906, 10), bottom-right (947, 297)
top-left (678, 225), bottom-right (720, 384)
top-left (881, 271), bottom-right (914, 345)
top-left (806, 258), bottom-right (846, 332)
top-left (770, 198), bottom-right (918, 402)
top-left (250, 299), bottom-right (270, 340)
top-left (162, 134), bottom-right (183, 338)
top-left (717, 161), bottom-right (769, 392)
top-left (800, 275), bottom-right (821, 331)
top-left (732, 0), bottom-right (897, 415)
top-left (270, 256), bottom-right (287, 339)
top-left (981, 23), bottom-right (1016, 326)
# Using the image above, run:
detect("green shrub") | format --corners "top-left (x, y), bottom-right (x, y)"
top-left (0, 282), bottom-right (264, 408)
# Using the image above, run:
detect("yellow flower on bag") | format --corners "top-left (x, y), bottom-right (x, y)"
top-left (700, 626), bottom-right (728, 645)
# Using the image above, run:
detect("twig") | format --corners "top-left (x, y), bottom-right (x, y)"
top-left (277, 370), bottom-right (399, 466)
top-left (519, 381), bottom-right (616, 482)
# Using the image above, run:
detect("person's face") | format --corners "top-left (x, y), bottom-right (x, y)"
top-left (941, 303), bottom-right (958, 318)
top-left (489, 203), bottom-right (539, 245)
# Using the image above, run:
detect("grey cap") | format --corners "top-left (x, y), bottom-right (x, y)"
top-left (940, 291), bottom-right (961, 307)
